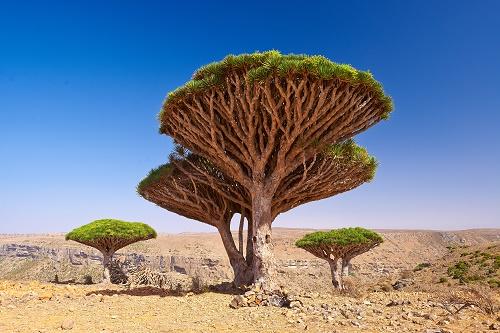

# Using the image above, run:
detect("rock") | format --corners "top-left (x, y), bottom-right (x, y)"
top-left (268, 294), bottom-right (287, 307)
top-left (229, 295), bottom-right (247, 309)
top-left (392, 279), bottom-right (411, 290)
top-left (490, 323), bottom-right (499, 330)
top-left (290, 300), bottom-right (302, 308)
top-left (423, 313), bottom-right (438, 321)
top-left (61, 319), bottom-right (74, 330)
top-left (386, 300), bottom-right (410, 307)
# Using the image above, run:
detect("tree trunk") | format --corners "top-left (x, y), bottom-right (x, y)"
top-left (251, 187), bottom-right (276, 290)
top-left (238, 211), bottom-right (245, 255)
top-left (341, 257), bottom-right (351, 277)
top-left (328, 258), bottom-right (342, 289)
top-left (101, 251), bottom-right (114, 284)
top-left (245, 217), bottom-right (254, 267)
top-left (217, 225), bottom-right (253, 286)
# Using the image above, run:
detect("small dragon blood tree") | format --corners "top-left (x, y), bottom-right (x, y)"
top-left (296, 227), bottom-right (383, 289)
top-left (158, 51), bottom-right (392, 289)
top-left (66, 219), bottom-right (157, 284)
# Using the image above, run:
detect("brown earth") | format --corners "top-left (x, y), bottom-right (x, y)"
top-left (0, 280), bottom-right (499, 333)
top-left (0, 229), bottom-right (499, 332)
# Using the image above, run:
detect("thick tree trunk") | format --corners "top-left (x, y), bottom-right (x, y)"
top-left (101, 251), bottom-right (114, 284)
top-left (218, 225), bottom-right (253, 286)
top-left (238, 211), bottom-right (245, 255)
top-left (341, 257), bottom-right (351, 277)
top-left (251, 187), bottom-right (276, 290)
top-left (328, 258), bottom-right (342, 289)
top-left (245, 217), bottom-right (254, 267)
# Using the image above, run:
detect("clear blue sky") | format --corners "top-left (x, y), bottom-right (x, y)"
top-left (1, 1), bottom-right (499, 233)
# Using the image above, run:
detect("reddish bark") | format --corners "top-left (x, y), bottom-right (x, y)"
top-left (160, 70), bottom-right (388, 288)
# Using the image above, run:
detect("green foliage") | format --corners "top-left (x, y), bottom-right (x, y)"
top-left (295, 227), bottom-right (383, 249)
top-left (413, 262), bottom-right (431, 272)
top-left (494, 255), bottom-right (500, 270)
top-left (324, 140), bottom-right (378, 181)
top-left (488, 278), bottom-right (500, 288)
top-left (161, 51), bottom-right (393, 123)
top-left (137, 163), bottom-right (172, 193)
top-left (438, 277), bottom-right (448, 283)
top-left (447, 260), bottom-right (470, 280)
top-left (66, 219), bottom-right (157, 243)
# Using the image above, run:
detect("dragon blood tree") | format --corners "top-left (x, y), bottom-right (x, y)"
top-left (139, 140), bottom-right (377, 286)
top-left (295, 227), bottom-right (383, 289)
top-left (66, 219), bottom-right (157, 284)
top-left (158, 51), bottom-right (392, 289)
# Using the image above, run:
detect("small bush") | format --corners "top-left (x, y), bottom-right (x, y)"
top-left (438, 277), bottom-right (448, 283)
top-left (447, 261), bottom-right (470, 280)
top-left (440, 286), bottom-right (498, 315)
top-left (341, 277), bottom-right (368, 299)
top-left (488, 279), bottom-right (500, 288)
top-left (494, 256), bottom-right (500, 270)
top-left (414, 262), bottom-right (431, 272)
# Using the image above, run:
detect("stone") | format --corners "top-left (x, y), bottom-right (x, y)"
top-left (490, 323), bottom-right (499, 330)
top-left (268, 294), bottom-right (286, 307)
top-left (61, 319), bottom-right (74, 330)
top-left (229, 295), bottom-right (246, 309)
top-left (392, 279), bottom-right (411, 290)
top-left (386, 300), bottom-right (410, 307)
top-left (423, 313), bottom-right (438, 321)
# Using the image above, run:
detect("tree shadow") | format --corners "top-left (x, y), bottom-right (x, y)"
top-left (86, 286), bottom-right (176, 297)
top-left (85, 282), bottom-right (242, 298)
top-left (205, 281), bottom-right (243, 295)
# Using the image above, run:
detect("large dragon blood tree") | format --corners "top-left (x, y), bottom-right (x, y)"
top-left (158, 51), bottom-right (392, 288)
top-left (139, 140), bottom-right (377, 286)
top-left (296, 227), bottom-right (383, 289)
top-left (66, 219), bottom-right (157, 283)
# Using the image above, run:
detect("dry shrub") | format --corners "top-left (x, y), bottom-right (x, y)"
top-left (438, 285), bottom-right (499, 315)
top-left (400, 269), bottom-right (413, 279)
top-left (340, 276), bottom-right (369, 299)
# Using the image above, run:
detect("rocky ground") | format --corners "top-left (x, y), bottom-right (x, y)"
top-left (1, 229), bottom-right (499, 332)
top-left (0, 280), bottom-right (499, 333)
